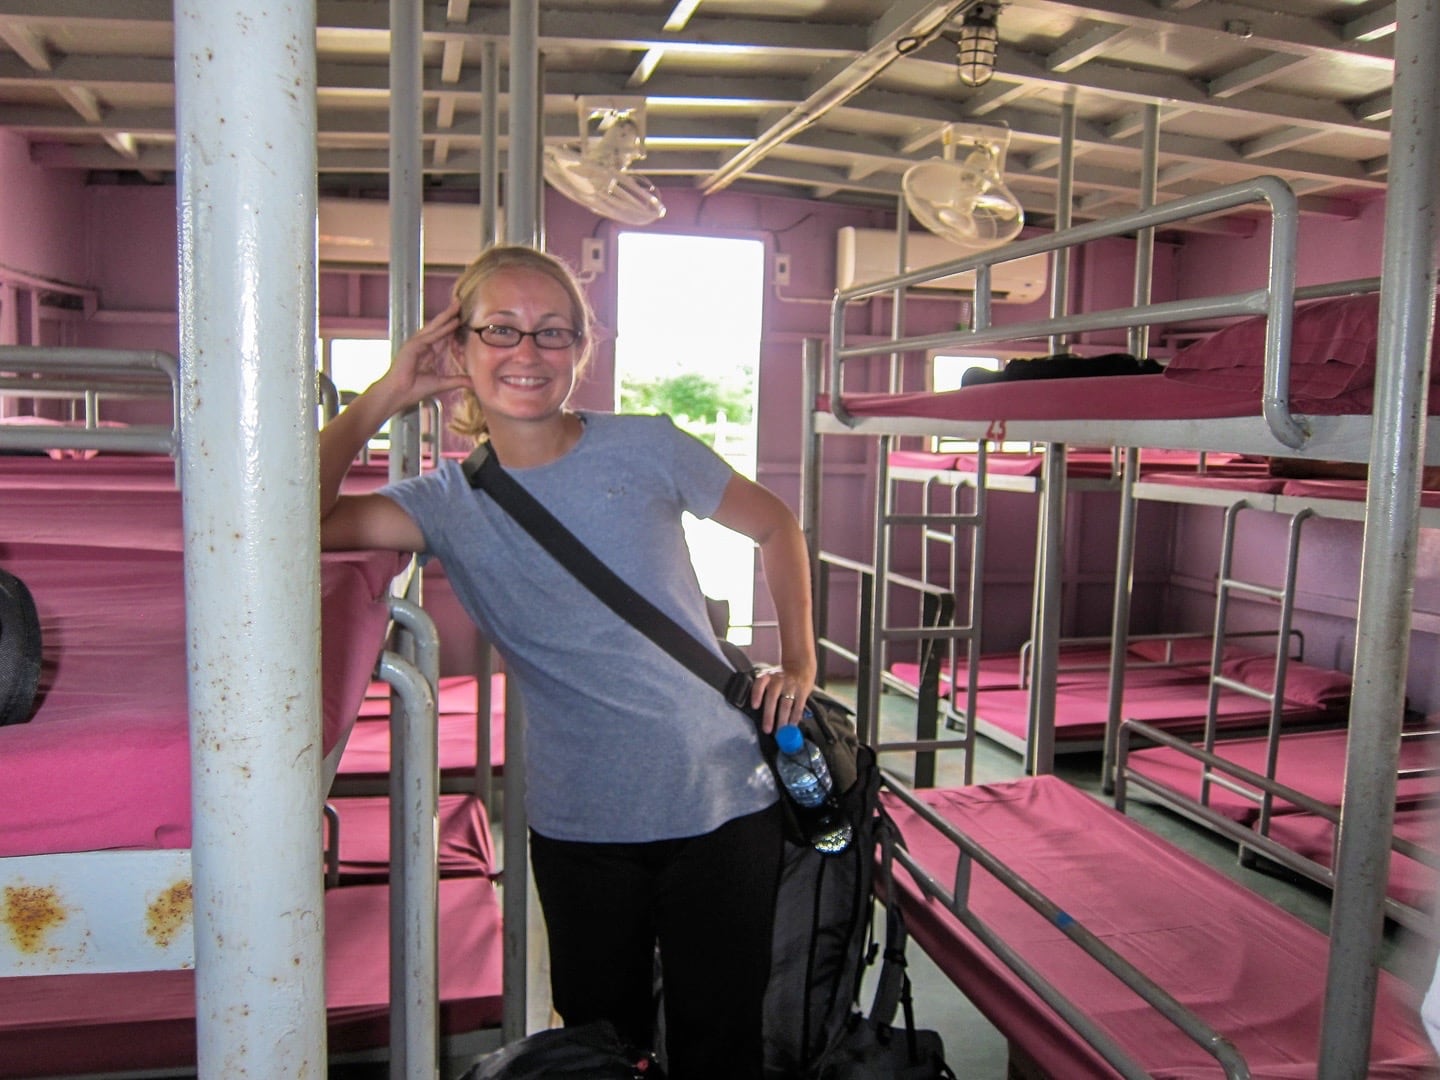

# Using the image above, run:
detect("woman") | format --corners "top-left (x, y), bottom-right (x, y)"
top-left (320, 244), bottom-right (816, 1079)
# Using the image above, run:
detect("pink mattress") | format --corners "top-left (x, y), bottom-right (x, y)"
top-left (882, 775), bottom-right (1437, 1078)
top-left (326, 793), bottom-right (496, 881)
top-left (976, 667), bottom-right (1336, 746)
top-left (888, 447), bottom-right (1258, 481)
top-left (837, 375), bottom-right (1267, 423)
top-left (1140, 471), bottom-right (1289, 494)
top-left (890, 645), bottom-right (1117, 696)
top-left (1261, 804), bottom-right (1438, 910)
top-left (0, 541), bottom-right (405, 857)
top-left (358, 672), bottom-right (503, 719)
top-left (1280, 477), bottom-right (1440, 510)
top-left (1125, 728), bottom-right (1440, 824)
top-left (0, 874), bottom-right (502, 1078)
top-left (339, 707), bottom-right (506, 780)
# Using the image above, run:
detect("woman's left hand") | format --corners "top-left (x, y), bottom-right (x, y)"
top-left (750, 664), bottom-right (816, 735)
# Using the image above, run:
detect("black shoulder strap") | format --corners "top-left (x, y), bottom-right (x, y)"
top-left (463, 444), bottom-right (755, 710)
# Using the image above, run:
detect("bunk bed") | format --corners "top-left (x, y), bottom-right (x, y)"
top-left (1091, 448), bottom-right (1440, 929)
top-left (877, 773), bottom-right (1436, 1078)
top-left (0, 353), bottom-right (507, 1074)
top-left (802, 174), bottom-right (1440, 1073)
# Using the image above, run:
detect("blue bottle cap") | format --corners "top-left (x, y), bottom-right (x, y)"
top-left (775, 724), bottom-right (804, 755)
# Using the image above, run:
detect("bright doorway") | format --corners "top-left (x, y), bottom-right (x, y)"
top-left (614, 232), bottom-right (764, 645)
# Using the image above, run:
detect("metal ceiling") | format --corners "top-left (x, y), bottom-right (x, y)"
top-left (0, 0), bottom-right (1397, 229)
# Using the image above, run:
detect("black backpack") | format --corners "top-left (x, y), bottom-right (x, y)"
top-left (0, 567), bottom-right (41, 726)
top-left (763, 741), bottom-right (884, 1077)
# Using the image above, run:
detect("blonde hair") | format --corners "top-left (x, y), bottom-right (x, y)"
top-left (448, 245), bottom-right (595, 443)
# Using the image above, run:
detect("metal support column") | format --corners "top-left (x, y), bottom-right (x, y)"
top-left (1104, 104), bottom-right (1157, 789)
top-left (800, 338), bottom-right (823, 602)
top-left (481, 39), bottom-right (500, 248)
top-left (174, 1), bottom-right (324, 1075)
top-left (1320, 0), bottom-right (1440, 1071)
top-left (506, 0), bottom-right (541, 248)
top-left (502, 678), bottom-right (530, 1041)
top-left (1026, 99), bottom-right (1075, 775)
top-left (389, 0), bottom-right (424, 485)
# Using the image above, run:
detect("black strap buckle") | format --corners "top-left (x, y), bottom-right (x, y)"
top-left (724, 668), bottom-right (754, 710)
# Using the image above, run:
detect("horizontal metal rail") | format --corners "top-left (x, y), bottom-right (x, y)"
top-left (827, 176), bottom-right (1303, 449)
top-left (880, 771), bottom-right (1250, 1079)
top-left (0, 346), bottom-right (181, 456)
top-left (1113, 719), bottom-right (1437, 935)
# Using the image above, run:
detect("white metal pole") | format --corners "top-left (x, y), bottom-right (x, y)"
top-left (389, 0), bottom-right (424, 485)
top-left (481, 39), bottom-right (500, 247)
top-left (174, 2), bottom-right (324, 1077)
top-left (1320, 0), bottom-right (1440, 1071)
top-left (507, 0), bottom-right (540, 248)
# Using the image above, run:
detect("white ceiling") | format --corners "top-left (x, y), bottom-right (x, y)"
top-left (0, 0), bottom-right (1398, 231)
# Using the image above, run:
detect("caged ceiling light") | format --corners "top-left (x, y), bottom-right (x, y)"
top-left (954, 3), bottom-right (999, 88)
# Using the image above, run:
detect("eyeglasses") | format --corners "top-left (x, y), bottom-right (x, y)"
top-left (468, 324), bottom-right (582, 349)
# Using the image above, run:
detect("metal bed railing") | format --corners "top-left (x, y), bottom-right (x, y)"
top-left (878, 771), bottom-right (1252, 1079)
top-left (0, 346), bottom-right (181, 456)
top-left (1101, 492), bottom-right (1319, 790)
top-left (1113, 718), bottom-right (1440, 937)
top-left (823, 176), bottom-right (1304, 451)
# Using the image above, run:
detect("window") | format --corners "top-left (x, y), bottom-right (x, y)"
top-left (327, 337), bottom-right (393, 451)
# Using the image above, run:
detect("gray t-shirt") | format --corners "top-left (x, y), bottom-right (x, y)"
top-left (379, 412), bottom-right (778, 843)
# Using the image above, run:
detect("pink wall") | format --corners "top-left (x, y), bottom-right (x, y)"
top-left (0, 129), bottom-right (88, 286)
top-left (1175, 196), bottom-right (1389, 293)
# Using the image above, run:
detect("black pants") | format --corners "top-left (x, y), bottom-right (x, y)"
top-left (529, 802), bottom-right (784, 1080)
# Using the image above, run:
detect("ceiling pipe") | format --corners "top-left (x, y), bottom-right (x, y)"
top-left (699, 0), bottom-right (981, 196)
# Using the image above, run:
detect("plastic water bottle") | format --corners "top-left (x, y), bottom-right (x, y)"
top-left (774, 722), bottom-right (853, 854)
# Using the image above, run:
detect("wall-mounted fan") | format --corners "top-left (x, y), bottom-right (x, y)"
top-left (902, 123), bottom-right (1023, 251)
top-left (544, 99), bottom-right (666, 226)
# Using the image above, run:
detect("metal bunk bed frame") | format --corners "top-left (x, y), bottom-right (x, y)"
top-left (800, 0), bottom-right (1440, 1062)
top-left (0, 347), bottom-right (450, 1074)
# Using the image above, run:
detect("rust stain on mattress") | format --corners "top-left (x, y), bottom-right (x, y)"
top-left (147, 880), bottom-right (194, 948)
top-left (3, 884), bottom-right (67, 952)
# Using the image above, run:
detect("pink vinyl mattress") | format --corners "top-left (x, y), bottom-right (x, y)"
top-left (326, 792), bottom-right (496, 882)
top-left (835, 375), bottom-right (1266, 424)
top-left (975, 665), bottom-right (1337, 746)
top-left (1124, 728), bottom-right (1440, 824)
top-left (890, 645), bottom-right (1117, 696)
top-left (0, 541), bottom-right (404, 858)
top-left (0, 874), bottom-right (502, 1078)
top-left (0, 455), bottom-right (402, 551)
top-left (340, 676), bottom-right (507, 779)
top-left (1261, 804), bottom-right (1438, 911)
top-left (889, 447), bottom-right (1263, 480)
top-left (881, 775), bottom-right (1437, 1078)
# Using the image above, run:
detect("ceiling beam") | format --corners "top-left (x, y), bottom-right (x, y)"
top-left (55, 85), bottom-right (103, 124)
top-left (1046, 24), bottom-right (1130, 73)
top-left (0, 20), bottom-right (50, 70)
top-left (1341, 3), bottom-right (1396, 43)
top-left (1237, 126), bottom-right (1324, 160)
top-left (1205, 54), bottom-right (1309, 99)
top-left (1007, 0), bottom-right (1393, 66)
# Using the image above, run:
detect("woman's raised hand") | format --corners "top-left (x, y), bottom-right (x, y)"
top-left (381, 300), bottom-right (473, 406)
